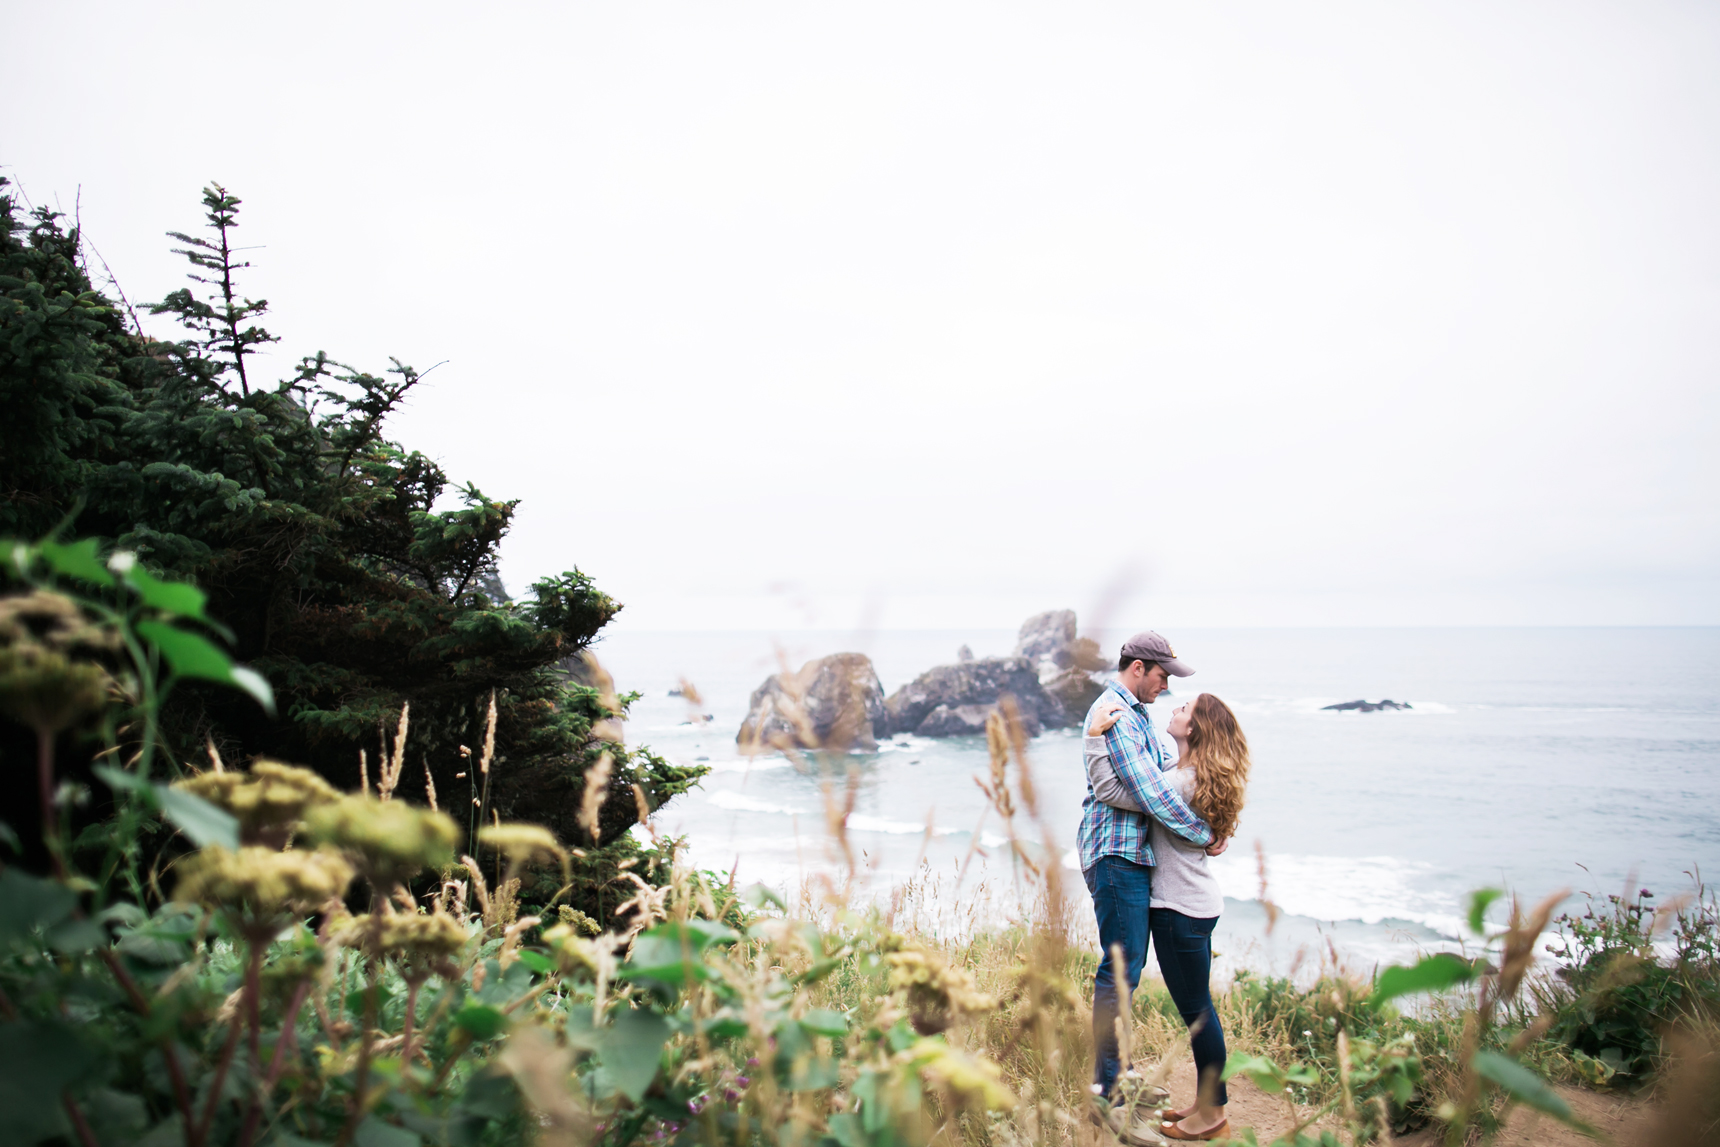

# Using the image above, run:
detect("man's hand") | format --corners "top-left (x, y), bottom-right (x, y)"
top-left (1086, 698), bottom-right (1129, 736)
top-left (1205, 838), bottom-right (1230, 858)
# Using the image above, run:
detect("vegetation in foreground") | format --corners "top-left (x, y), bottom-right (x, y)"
top-left (2, 522), bottom-right (1717, 1147)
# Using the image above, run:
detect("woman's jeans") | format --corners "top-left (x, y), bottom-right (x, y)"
top-left (1084, 856), bottom-right (1152, 1097)
top-left (1149, 908), bottom-right (1229, 1106)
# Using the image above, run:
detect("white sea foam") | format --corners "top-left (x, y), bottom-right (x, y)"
top-left (700, 757), bottom-right (797, 773)
top-left (1209, 852), bottom-right (1465, 937)
top-left (706, 790), bottom-right (809, 816)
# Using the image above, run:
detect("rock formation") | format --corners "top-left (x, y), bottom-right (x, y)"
top-left (1321, 699), bottom-right (1413, 713)
top-left (736, 653), bottom-right (889, 751)
top-left (883, 655), bottom-right (1062, 738)
top-left (1013, 610), bottom-right (1111, 720)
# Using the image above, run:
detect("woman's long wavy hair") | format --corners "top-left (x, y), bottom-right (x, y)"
top-left (1183, 693), bottom-right (1251, 840)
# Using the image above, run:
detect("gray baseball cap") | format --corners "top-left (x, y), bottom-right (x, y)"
top-left (1119, 631), bottom-right (1195, 677)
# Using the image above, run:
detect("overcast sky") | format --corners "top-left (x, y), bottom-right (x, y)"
top-left (7, 2), bottom-right (1718, 631)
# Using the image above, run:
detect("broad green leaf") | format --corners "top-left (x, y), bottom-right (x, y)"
top-left (516, 949), bottom-right (554, 975)
top-left (744, 882), bottom-right (787, 911)
top-left (0, 820), bottom-right (19, 855)
top-left (1468, 888), bottom-right (1504, 934)
top-left (0, 869), bottom-right (79, 944)
top-left (454, 1004), bottom-right (509, 1040)
top-left (354, 1116), bottom-right (422, 1147)
top-left (156, 786), bottom-right (240, 850)
top-left (1472, 1050), bottom-right (1593, 1130)
top-left (46, 917), bottom-right (108, 954)
top-left (826, 1112), bottom-right (864, 1147)
top-left (1372, 953), bottom-right (1478, 1004)
top-left (137, 620), bottom-right (233, 680)
top-left (136, 621), bottom-right (275, 714)
top-left (39, 538), bottom-right (114, 587)
top-left (1222, 1051), bottom-right (1288, 1092)
top-left (0, 1020), bottom-right (101, 1142)
top-left (801, 1008), bottom-right (849, 1037)
top-left (600, 1007), bottom-right (670, 1102)
top-left (624, 918), bottom-right (737, 981)
top-left (125, 565), bottom-right (207, 619)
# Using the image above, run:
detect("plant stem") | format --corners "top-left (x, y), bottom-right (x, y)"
top-left (61, 1095), bottom-right (100, 1147)
top-left (400, 978), bottom-right (423, 1069)
top-left (198, 1012), bottom-right (244, 1147)
top-left (236, 979), bottom-right (312, 1147)
top-left (35, 726), bottom-right (65, 878)
top-left (100, 951), bottom-right (196, 1136)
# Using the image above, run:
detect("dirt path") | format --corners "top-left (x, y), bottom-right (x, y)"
top-left (1106, 1060), bottom-right (1654, 1146)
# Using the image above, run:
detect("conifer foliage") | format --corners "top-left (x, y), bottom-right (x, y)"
top-left (0, 177), bottom-right (702, 908)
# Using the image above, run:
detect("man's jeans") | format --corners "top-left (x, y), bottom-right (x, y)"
top-left (1084, 855), bottom-right (1152, 1097)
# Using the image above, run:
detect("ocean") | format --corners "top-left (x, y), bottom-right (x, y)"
top-left (596, 627), bottom-right (1720, 976)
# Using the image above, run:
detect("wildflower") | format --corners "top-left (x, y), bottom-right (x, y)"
top-left (0, 591), bottom-right (117, 734)
top-left (176, 760), bottom-right (341, 848)
top-left (174, 846), bottom-right (354, 928)
top-left (305, 794), bottom-right (460, 885)
top-left (910, 1039), bottom-right (1015, 1110)
top-left (480, 822), bottom-right (568, 881)
top-left (886, 944), bottom-right (997, 1034)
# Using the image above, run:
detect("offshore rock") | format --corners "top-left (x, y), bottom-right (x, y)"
top-left (737, 653), bottom-right (889, 751)
top-left (884, 656), bottom-right (1067, 737)
top-left (1042, 666), bottom-right (1107, 724)
top-left (1322, 699), bottom-right (1413, 713)
top-left (1013, 610), bottom-right (1078, 676)
top-left (916, 702), bottom-right (1042, 738)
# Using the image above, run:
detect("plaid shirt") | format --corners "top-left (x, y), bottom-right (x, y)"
top-left (1075, 681), bottom-right (1213, 871)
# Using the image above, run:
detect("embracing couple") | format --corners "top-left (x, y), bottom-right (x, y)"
top-left (1078, 631), bottom-right (1252, 1143)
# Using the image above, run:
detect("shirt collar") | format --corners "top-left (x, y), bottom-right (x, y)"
top-left (1106, 680), bottom-right (1147, 712)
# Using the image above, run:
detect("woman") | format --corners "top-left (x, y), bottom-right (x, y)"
top-left (1086, 691), bottom-right (1251, 1142)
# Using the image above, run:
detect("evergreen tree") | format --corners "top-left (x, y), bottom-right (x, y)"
top-left (0, 178), bottom-right (702, 916)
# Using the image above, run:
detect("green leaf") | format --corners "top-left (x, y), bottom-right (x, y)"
top-left (454, 1004), bottom-right (509, 1041)
top-left (1472, 1050), bottom-right (1593, 1130)
top-left (156, 786), bottom-right (240, 850)
top-left (136, 620), bottom-right (233, 679)
top-left (743, 882), bottom-right (787, 911)
top-left (46, 917), bottom-right (108, 954)
top-left (39, 538), bottom-right (114, 587)
top-left (125, 565), bottom-right (208, 620)
top-left (801, 1008), bottom-right (849, 1037)
top-left (1372, 953), bottom-right (1478, 1004)
top-left (516, 949), bottom-right (554, 975)
top-left (1468, 888), bottom-right (1504, 934)
top-left (135, 621), bottom-right (275, 713)
top-left (0, 1020), bottom-right (101, 1142)
top-left (1222, 1051), bottom-right (1288, 1092)
top-left (623, 918), bottom-right (738, 982)
top-left (354, 1117), bottom-right (422, 1147)
top-left (0, 820), bottom-right (19, 856)
top-left (94, 764), bottom-right (151, 796)
top-left (600, 1007), bottom-right (670, 1102)
top-left (0, 869), bottom-right (79, 945)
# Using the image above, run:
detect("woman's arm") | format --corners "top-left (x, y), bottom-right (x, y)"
top-left (1085, 737), bottom-right (1143, 811)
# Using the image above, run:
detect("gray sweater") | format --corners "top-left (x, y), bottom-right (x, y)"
top-left (1084, 736), bottom-right (1225, 919)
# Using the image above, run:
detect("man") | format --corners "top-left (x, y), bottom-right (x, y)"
top-left (1078, 630), bottom-right (1224, 1103)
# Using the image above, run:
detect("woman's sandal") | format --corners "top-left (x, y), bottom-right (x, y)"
top-left (1159, 1117), bottom-right (1228, 1142)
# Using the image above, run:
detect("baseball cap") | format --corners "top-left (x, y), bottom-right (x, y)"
top-left (1119, 631), bottom-right (1195, 677)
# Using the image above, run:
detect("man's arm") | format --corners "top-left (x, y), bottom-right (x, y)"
top-left (1103, 719), bottom-right (1213, 847)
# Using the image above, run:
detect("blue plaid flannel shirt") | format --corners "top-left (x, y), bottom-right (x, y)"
top-left (1075, 681), bottom-right (1213, 871)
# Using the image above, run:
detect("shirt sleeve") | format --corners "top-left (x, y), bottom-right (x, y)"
top-left (1104, 717), bottom-right (1213, 846)
top-left (1084, 736), bottom-right (1144, 812)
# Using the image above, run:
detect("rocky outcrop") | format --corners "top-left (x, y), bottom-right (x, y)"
top-left (1013, 610), bottom-right (1110, 717)
top-left (884, 656), bottom-right (1063, 738)
top-left (737, 653), bottom-right (889, 751)
top-left (916, 702), bottom-right (1042, 738)
top-left (1322, 699), bottom-right (1413, 713)
top-left (1042, 665), bottom-right (1106, 722)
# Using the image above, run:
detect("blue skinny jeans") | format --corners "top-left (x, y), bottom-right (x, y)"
top-left (1085, 856), bottom-right (1152, 1097)
top-left (1149, 908), bottom-right (1229, 1106)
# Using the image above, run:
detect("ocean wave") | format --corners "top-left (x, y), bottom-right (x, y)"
top-left (706, 790), bottom-right (809, 816)
top-left (700, 757), bottom-right (798, 773)
top-left (1208, 852), bottom-right (1465, 937)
